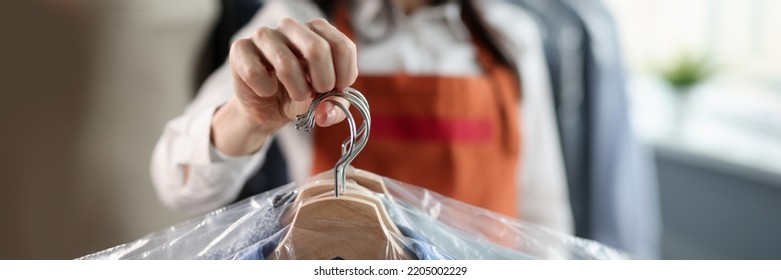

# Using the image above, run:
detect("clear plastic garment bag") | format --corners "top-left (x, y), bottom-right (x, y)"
top-left (79, 88), bottom-right (626, 260)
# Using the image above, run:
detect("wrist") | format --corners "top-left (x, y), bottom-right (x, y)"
top-left (211, 98), bottom-right (270, 156)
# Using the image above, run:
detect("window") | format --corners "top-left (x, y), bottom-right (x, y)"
top-left (605, 0), bottom-right (781, 174)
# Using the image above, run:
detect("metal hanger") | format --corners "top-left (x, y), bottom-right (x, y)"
top-left (295, 87), bottom-right (371, 196)
top-left (268, 87), bottom-right (410, 259)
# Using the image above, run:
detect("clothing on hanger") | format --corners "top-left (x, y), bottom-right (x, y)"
top-left (505, 0), bottom-right (661, 259)
top-left (563, 0), bottom-right (660, 259)
top-left (509, 0), bottom-right (591, 240)
top-left (79, 168), bottom-right (627, 260)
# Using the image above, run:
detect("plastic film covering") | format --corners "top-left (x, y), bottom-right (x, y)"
top-left (79, 169), bottom-right (628, 260)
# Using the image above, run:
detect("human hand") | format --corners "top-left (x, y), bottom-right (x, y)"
top-left (212, 18), bottom-right (358, 155)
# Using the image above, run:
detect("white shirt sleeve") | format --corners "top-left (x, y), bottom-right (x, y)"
top-left (149, 63), bottom-right (268, 214)
top-left (149, 1), bottom-right (323, 215)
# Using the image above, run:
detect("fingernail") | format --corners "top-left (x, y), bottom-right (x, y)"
top-left (325, 107), bottom-right (337, 125)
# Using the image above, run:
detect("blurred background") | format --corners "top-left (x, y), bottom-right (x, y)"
top-left (606, 0), bottom-right (781, 259)
top-left (1, 0), bottom-right (779, 259)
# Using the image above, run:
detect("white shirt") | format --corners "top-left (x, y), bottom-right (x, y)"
top-left (151, 0), bottom-right (574, 234)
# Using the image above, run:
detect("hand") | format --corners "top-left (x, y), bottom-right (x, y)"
top-left (212, 17), bottom-right (358, 156)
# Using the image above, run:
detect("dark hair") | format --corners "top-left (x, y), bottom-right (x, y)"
top-left (459, 0), bottom-right (512, 68)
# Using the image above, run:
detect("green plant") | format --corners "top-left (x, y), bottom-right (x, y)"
top-left (658, 52), bottom-right (715, 91)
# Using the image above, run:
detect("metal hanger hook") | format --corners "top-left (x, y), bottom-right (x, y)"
top-left (295, 87), bottom-right (371, 197)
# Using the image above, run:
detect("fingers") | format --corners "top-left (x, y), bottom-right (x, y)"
top-left (278, 18), bottom-right (336, 94)
top-left (229, 39), bottom-right (278, 98)
top-left (252, 26), bottom-right (311, 101)
top-left (315, 96), bottom-right (350, 127)
top-left (230, 17), bottom-right (357, 121)
top-left (306, 18), bottom-right (358, 90)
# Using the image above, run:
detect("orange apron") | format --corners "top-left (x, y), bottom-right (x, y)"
top-left (312, 6), bottom-right (522, 217)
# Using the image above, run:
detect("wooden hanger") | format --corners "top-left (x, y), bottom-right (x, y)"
top-left (294, 179), bottom-right (403, 236)
top-left (267, 194), bottom-right (410, 260)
